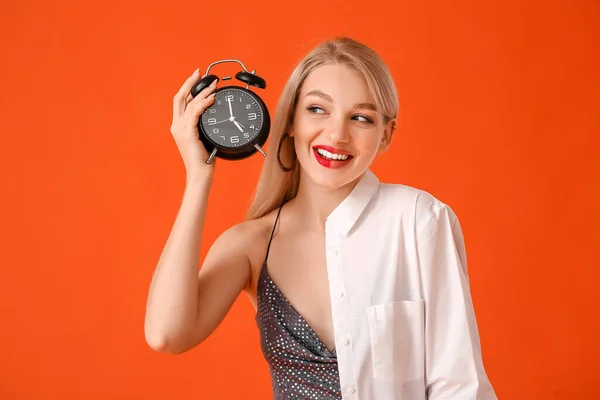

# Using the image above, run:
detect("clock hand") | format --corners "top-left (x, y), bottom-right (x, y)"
top-left (227, 97), bottom-right (234, 118)
top-left (233, 120), bottom-right (244, 132)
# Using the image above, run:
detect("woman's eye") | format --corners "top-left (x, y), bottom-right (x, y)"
top-left (307, 106), bottom-right (326, 114)
top-left (354, 114), bottom-right (374, 124)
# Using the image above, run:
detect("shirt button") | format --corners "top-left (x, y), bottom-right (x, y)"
top-left (342, 337), bottom-right (350, 345)
top-left (336, 291), bottom-right (344, 298)
top-left (347, 386), bottom-right (356, 394)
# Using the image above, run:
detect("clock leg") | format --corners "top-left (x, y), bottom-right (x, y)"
top-left (206, 148), bottom-right (218, 164)
top-left (254, 144), bottom-right (267, 157)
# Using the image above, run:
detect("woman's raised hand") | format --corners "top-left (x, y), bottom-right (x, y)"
top-left (170, 68), bottom-right (218, 181)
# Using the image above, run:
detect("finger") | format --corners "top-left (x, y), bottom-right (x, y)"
top-left (173, 68), bottom-right (200, 118)
top-left (195, 78), bottom-right (219, 100)
top-left (182, 78), bottom-right (218, 114)
top-left (184, 93), bottom-right (216, 125)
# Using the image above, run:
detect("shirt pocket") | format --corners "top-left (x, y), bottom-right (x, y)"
top-left (367, 300), bottom-right (425, 384)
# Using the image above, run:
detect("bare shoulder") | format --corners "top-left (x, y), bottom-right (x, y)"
top-left (218, 211), bottom-right (277, 250)
top-left (212, 209), bottom-right (281, 287)
top-left (244, 209), bottom-right (282, 268)
top-left (215, 217), bottom-right (265, 245)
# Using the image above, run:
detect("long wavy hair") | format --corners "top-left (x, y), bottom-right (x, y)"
top-left (245, 37), bottom-right (399, 221)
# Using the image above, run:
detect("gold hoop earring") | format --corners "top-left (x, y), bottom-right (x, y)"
top-left (277, 132), bottom-right (297, 172)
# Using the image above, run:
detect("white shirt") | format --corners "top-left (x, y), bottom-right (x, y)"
top-left (324, 169), bottom-right (498, 399)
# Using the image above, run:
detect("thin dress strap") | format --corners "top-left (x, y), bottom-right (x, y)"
top-left (264, 205), bottom-right (283, 264)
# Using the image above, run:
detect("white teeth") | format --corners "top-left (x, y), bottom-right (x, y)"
top-left (316, 148), bottom-right (350, 161)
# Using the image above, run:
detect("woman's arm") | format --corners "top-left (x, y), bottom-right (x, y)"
top-left (416, 197), bottom-right (497, 399)
top-left (144, 69), bottom-right (251, 355)
top-left (144, 177), bottom-right (251, 354)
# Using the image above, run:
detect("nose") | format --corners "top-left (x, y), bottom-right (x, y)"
top-left (324, 117), bottom-right (350, 145)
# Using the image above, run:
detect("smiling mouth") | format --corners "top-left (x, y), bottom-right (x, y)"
top-left (312, 146), bottom-right (354, 169)
top-left (314, 147), bottom-right (353, 161)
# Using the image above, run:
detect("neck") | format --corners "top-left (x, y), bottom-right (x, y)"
top-left (287, 170), bottom-right (364, 230)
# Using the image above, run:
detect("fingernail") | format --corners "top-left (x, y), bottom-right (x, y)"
top-left (210, 79), bottom-right (217, 87)
top-left (192, 68), bottom-right (199, 76)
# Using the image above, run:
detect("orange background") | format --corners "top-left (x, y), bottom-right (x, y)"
top-left (1, 0), bottom-right (598, 398)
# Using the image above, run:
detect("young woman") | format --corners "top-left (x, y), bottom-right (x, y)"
top-left (144, 37), bottom-right (498, 399)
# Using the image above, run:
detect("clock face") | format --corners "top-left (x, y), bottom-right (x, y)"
top-left (200, 87), bottom-right (264, 148)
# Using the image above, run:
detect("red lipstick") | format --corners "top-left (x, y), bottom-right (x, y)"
top-left (312, 145), bottom-right (354, 169)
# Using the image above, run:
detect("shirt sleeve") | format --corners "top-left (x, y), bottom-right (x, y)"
top-left (415, 196), bottom-right (498, 399)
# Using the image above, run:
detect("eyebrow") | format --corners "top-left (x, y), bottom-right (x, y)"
top-left (305, 90), bottom-right (378, 112)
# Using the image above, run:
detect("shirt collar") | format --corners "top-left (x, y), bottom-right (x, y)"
top-left (326, 169), bottom-right (380, 236)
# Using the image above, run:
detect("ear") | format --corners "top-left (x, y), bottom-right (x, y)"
top-left (378, 119), bottom-right (396, 153)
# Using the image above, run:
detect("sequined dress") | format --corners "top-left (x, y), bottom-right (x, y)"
top-left (255, 206), bottom-right (342, 400)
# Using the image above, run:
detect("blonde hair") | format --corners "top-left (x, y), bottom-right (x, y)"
top-left (245, 37), bottom-right (399, 221)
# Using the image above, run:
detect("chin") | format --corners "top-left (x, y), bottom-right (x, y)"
top-left (300, 159), bottom-right (366, 191)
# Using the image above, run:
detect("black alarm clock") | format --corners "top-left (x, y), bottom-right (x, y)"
top-left (190, 59), bottom-right (271, 164)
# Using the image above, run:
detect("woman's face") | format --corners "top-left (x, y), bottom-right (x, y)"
top-left (291, 63), bottom-right (393, 190)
